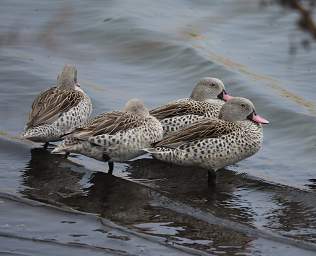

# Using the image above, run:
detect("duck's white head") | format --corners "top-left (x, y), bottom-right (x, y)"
top-left (57, 64), bottom-right (80, 90)
top-left (190, 77), bottom-right (232, 102)
top-left (219, 97), bottom-right (269, 124)
top-left (123, 98), bottom-right (150, 117)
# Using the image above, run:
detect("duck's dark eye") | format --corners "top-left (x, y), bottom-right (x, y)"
top-left (241, 104), bottom-right (246, 108)
top-left (211, 83), bottom-right (216, 87)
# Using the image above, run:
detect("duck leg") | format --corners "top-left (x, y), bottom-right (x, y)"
top-left (103, 152), bottom-right (113, 174)
top-left (43, 142), bottom-right (49, 149)
top-left (208, 170), bottom-right (217, 187)
top-left (108, 160), bottom-right (114, 175)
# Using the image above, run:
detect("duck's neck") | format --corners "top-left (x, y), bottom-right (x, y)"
top-left (236, 121), bottom-right (263, 145)
top-left (203, 98), bottom-right (223, 104)
top-left (74, 85), bottom-right (84, 93)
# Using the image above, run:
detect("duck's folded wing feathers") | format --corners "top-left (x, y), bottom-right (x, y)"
top-left (154, 119), bottom-right (236, 148)
top-left (70, 111), bottom-right (146, 140)
top-left (150, 101), bottom-right (208, 120)
top-left (26, 87), bottom-right (84, 129)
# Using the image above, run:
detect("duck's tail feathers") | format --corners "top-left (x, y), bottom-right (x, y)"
top-left (51, 137), bottom-right (78, 154)
top-left (143, 147), bottom-right (158, 154)
top-left (51, 143), bottom-right (66, 154)
top-left (51, 143), bottom-right (74, 154)
top-left (22, 130), bottom-right (45, 142)
top-left (60, 131), bottom-right (73, 139)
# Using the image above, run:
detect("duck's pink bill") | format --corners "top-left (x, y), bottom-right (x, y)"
top-left (223, 93), bottom-right (233, 101)
top-left (252, 114), bottom-right (269, 124)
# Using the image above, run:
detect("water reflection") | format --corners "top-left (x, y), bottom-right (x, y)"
top-left (20, 147), bottom-right (316, 254)
top-left (22, 148), bottom-right (85, 205)
top-left (20, 148), bottom-right (253, 254)
top-left (266, 194), bottom-right (316, 243)
top-left (127, 158), bottom-right (255, 226)
top-left (127, 158), bottom-right (316, 245)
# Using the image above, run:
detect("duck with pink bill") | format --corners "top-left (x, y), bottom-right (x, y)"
top-left (145, 97), bottom-right (269, 186)
top-left (150, 77), bottom-right (233, 136)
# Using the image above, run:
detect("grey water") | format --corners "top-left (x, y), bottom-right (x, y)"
top-left (1, 0), bottom-right (316, 255)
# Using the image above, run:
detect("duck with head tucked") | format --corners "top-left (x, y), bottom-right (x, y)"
top-left (145, 97), bottom-right (269, 186)
top-left (150, 77), bottom-right (233, 136)
top-left (52, 99), bottom-right (164, 173)
top-left (22, 64), bottom-right (92, 147)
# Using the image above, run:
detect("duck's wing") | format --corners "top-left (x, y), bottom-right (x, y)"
top-left (70, 111), bottom-right (145, 140)
top-left (154, 119), bottom-right (237, 148)
top-left (26, 87), bottom-right (84, 129)
top-left (150, 100), bottom-right (210, 120)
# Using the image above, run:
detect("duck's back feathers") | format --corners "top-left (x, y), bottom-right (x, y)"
top-left (154, 119), bottom-right (237, 148)
top-left (150, 100), bottom-right (216, 120)
top-left (69, 111), bottom-right (149, 140)
top-left (26, 87), bottom-right (84, 129)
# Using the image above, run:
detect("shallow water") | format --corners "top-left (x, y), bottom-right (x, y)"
top-left (1, 0), bottom-right (316, 255)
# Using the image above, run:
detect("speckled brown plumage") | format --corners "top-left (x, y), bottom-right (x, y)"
top-left (145, 97), bottom-right (268, 172)
top-left (22, 65), bottom-right (92, 143)
top-left (150, 99), bottom-right (220, 120)
top-left (26, 87), bottom-right (85, 129)
top-left (149, 77), bottom-right (231, 135)
top-left (53, 99), bottom-right (164, 166)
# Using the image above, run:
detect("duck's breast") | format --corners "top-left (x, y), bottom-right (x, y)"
top-left (177, 122), bottom-right (263, 170)
top-left (53, 94), bottom-right (92, 134)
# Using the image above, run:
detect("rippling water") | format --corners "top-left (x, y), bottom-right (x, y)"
top-left (1, 0), bottom-right (316, 255)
